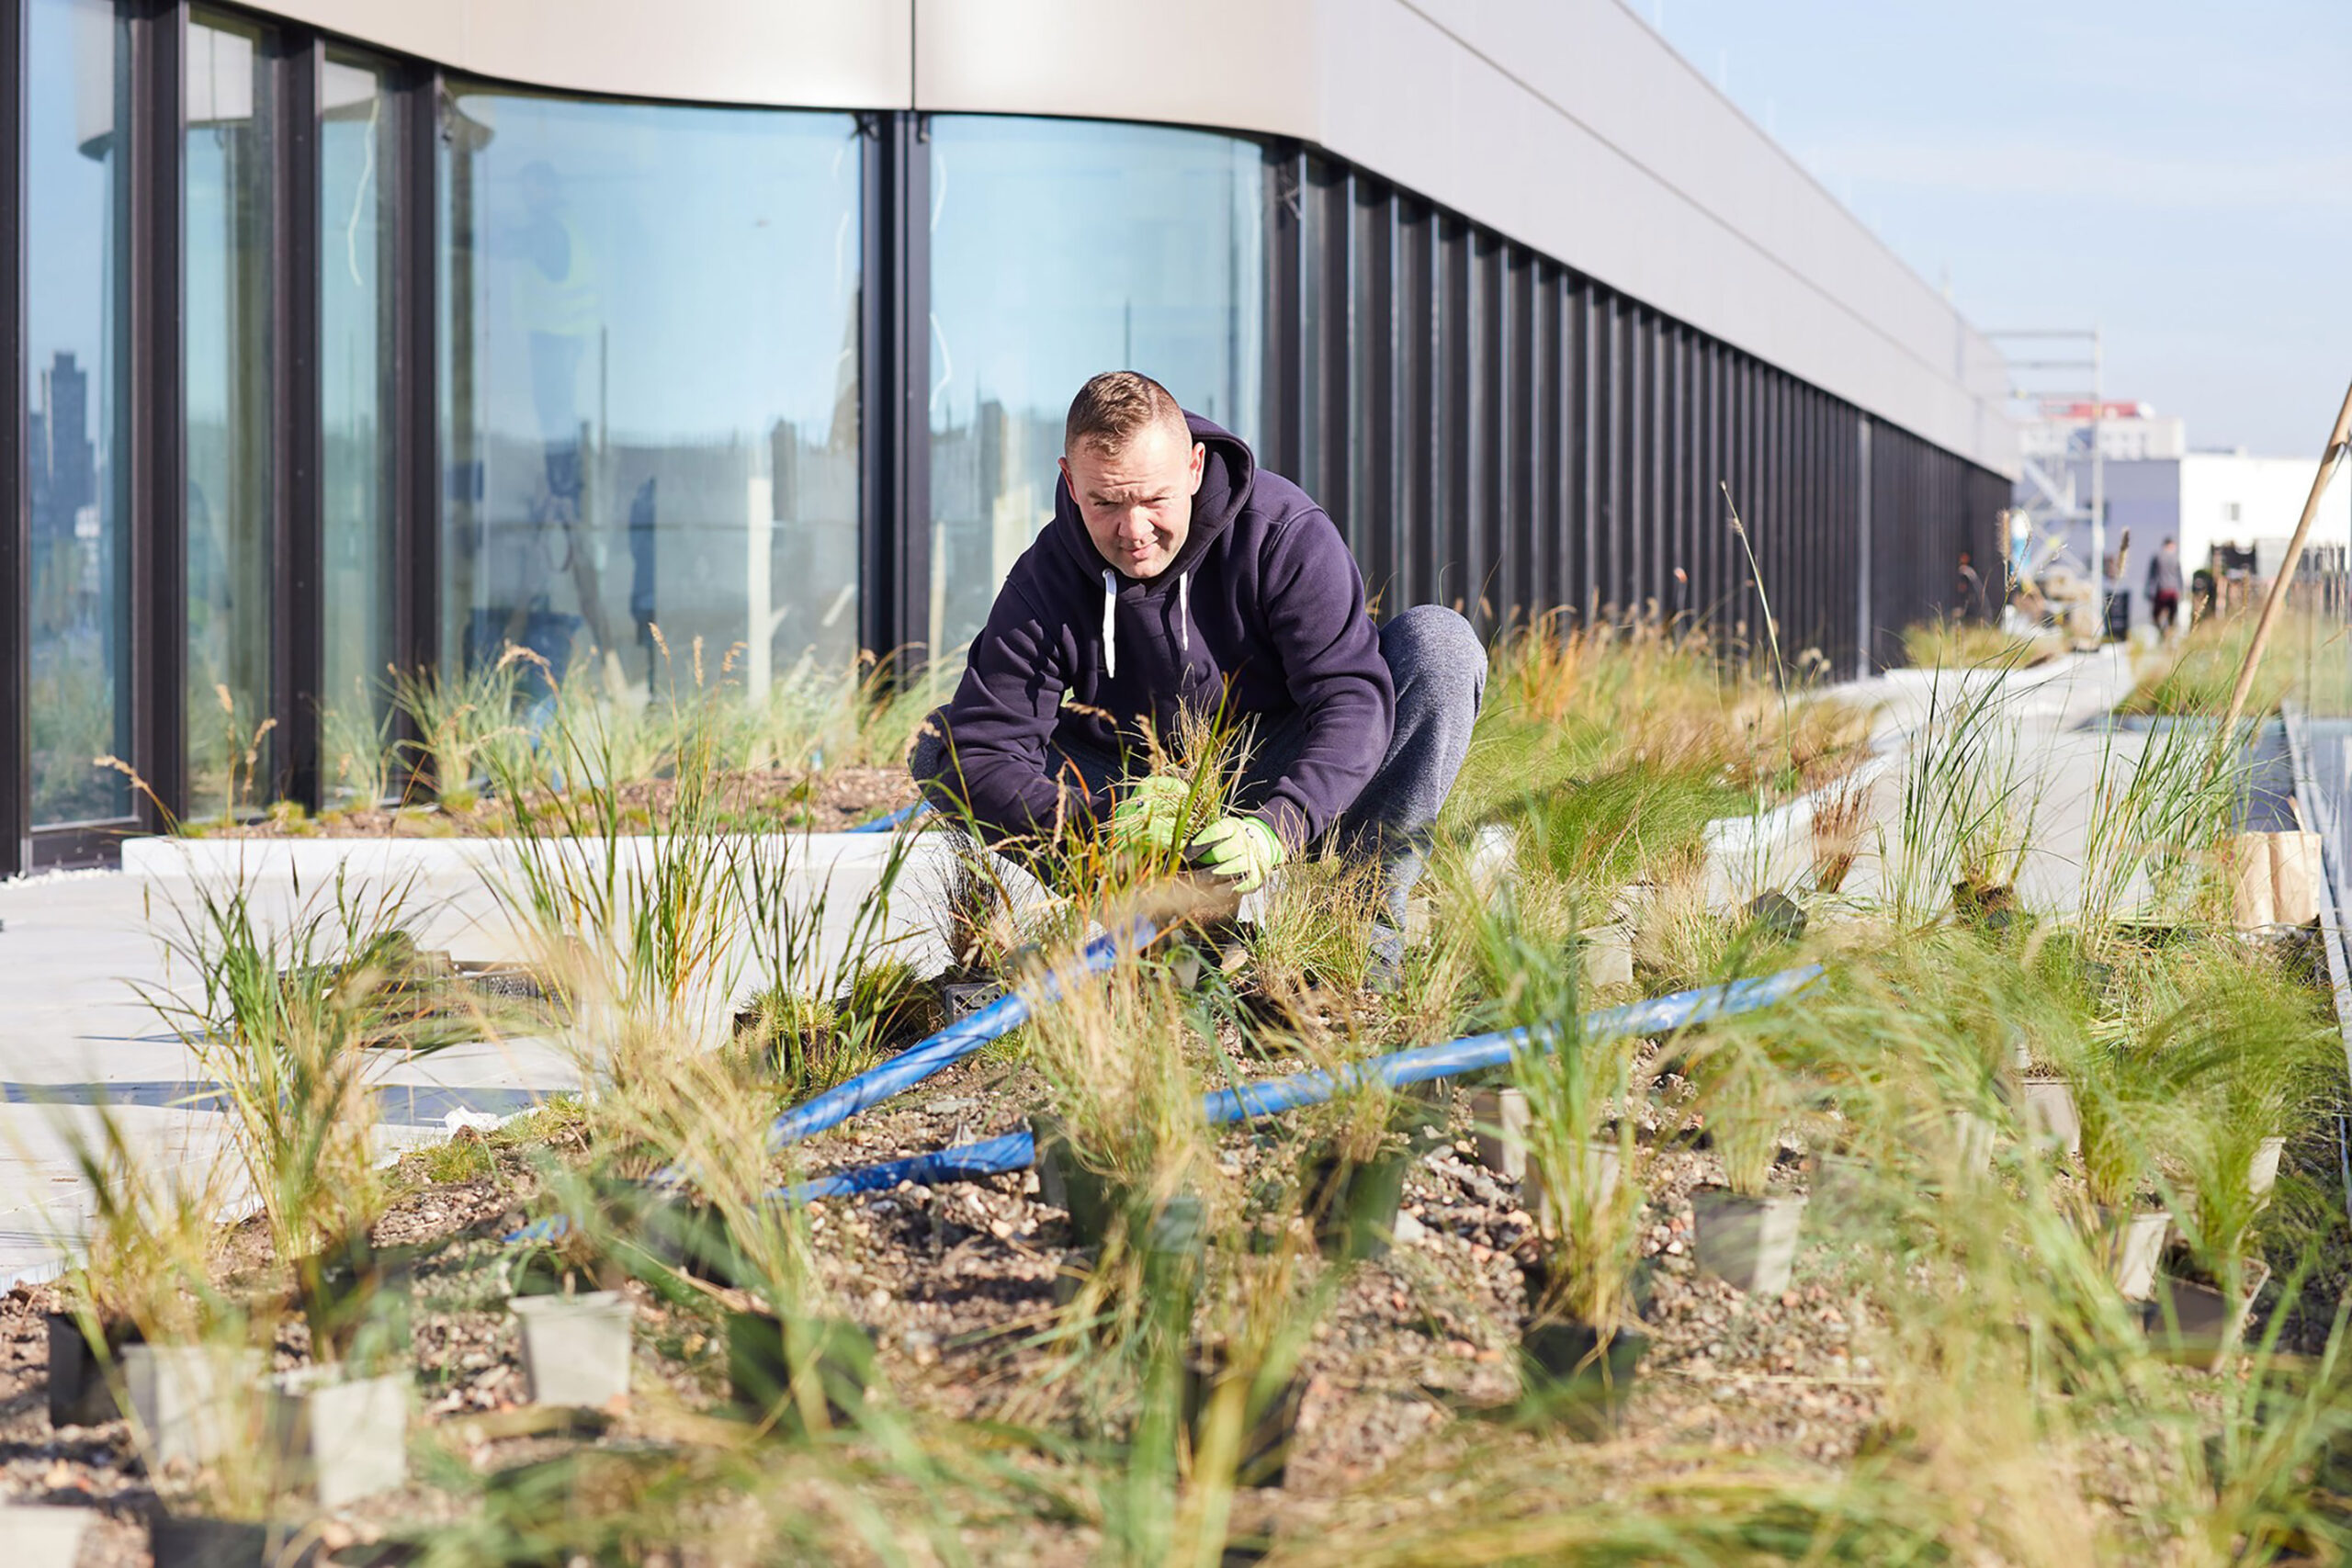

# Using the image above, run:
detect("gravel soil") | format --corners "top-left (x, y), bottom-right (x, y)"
top-left (2, 1039), bottom-right (2334, 1563)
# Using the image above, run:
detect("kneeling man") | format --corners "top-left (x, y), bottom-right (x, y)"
top-left (911, 370), bottom-right (1483, 969)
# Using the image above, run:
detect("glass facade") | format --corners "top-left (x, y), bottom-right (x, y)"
top-left (437, 85), bottom-right (862, 704)
top-left (318, 52), bottom-right (401, 804)
top-left (0, 13), bottom-right (2008, 867)
top-left (184, 8), bottom-right (278, 818)
top-left (24, 0), bottom-right (130, 825)
top-left (926, 118), bottom-right (1264, 652)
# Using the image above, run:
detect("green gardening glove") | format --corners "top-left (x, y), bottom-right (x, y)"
top-left (1183, 815), bottom-right (1286, 895)
top-left (1108, 774), bottom-right (1192, 857)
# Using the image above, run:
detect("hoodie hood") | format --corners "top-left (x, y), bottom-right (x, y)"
top-left (1049, 412), bottom-right (1257, 589)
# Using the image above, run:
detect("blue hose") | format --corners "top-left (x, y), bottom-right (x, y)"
top-left (777, 1131), bottom-right (1039, 1201)
top-left (541, 917), bottom-right (1159, 1232)
top-left (1198, 964), bottom-right (1821, 1123)
top-left (761, 916), bottom-right (1158, 1151)
top-left (768, 963), bottom-right (1824, 1206)
top-left (847, 800), bottom-right (932, 834)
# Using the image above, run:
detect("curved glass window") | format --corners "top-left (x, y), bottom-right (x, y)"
top-left (318, 52), bottom-right (401, 805)
top-left (185, 7), bottom-right (279, 818)
top-left (438, 85), bottom-right (863, 706)
top-left (927, 117), bottom-right (1263, 652)
top-left (25, 0), bottom-right (130, 825)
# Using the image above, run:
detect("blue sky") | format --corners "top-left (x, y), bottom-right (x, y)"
top-left (1647, 0), bottom-right (2350, 458)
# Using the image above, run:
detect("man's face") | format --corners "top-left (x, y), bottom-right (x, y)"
top-left (1061, 418), bottom-right (1204, 581)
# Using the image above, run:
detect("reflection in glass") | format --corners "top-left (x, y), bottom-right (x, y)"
top-left (25, 0), bottom-right (130, 824)
top-left (185, 9), bottom-right (277, 818)
top-left (320, 53), bottom-right (400, 804)
top-left (926, 118), bottom-right (1263, 652)
top-left (438, 85), bottom-right (862, 715)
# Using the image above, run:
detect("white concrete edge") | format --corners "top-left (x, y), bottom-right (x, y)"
top-left (119, 828), bottom-right (933, 884)
top-left (1703, 754), bottom-right (1895, 858)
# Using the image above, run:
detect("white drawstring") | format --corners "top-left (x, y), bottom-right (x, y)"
top-left (1100, 568), bottom-right (1191, 678)
top-left (1101, 569), bottom-right (1119, 680)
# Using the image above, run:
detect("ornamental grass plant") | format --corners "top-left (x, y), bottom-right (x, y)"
top-left (50, 601), bottom-right (2352, 1563)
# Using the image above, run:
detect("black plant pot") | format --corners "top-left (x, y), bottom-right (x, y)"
top-left (1516, 1257), bottom-right (1657, 1322)
top-left (1050, 1213), bottom-right (1208, 1343)
top-left (149, 1516), bottom-right (320, 1568)
top-left (1951, 879), bottom-right (2017, 930)
top-left (1182, 1348), bottom-right (1306, 1488)
top-left (1031, 1115), bottom-right (1122, 1246)
top-left (1519, 1322), bottom-right (1648, 1438)
top-left (727, 1312), bottom-right (876, 1431)
top-left (630, 1197), bottom-right (747, 1290)
top-left (1743, 891), bottom-right (1808, 944)
top-left (1305, 1149), bottom-right (1408, 1263)
top-left (297, 1236), bottom-right (419, 1367)
top-left (47, 1312), bottom-right (135, 1429)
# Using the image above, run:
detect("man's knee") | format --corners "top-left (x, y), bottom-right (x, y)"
top-left (1381, 604), bottom-right (1487, 710)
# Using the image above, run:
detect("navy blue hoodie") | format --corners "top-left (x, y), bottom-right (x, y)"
top-left (923, 413), bottom-right (1395, 848)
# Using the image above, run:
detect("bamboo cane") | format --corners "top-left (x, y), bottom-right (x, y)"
top-left (2222, 378), bottom-right (2352, 731)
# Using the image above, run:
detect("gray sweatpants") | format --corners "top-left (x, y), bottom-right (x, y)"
top-left (910, 604), bottom-right (1487, 938)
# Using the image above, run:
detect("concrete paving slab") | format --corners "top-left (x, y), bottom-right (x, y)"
top-left (0, 828), bottom-right (976, 1285)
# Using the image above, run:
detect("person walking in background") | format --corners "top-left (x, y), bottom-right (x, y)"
top-left (2147, 536), bottom-right (2185, 640)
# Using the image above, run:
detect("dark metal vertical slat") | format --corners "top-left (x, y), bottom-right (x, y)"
top-left (896, 114), bottom-right (933, 663)
top-left (1669, 318), bottom-right (1682, 623)
top-left (1599, 293), bottom-right (1622, 619)
top-left (1532, 262), bottom-right (1559, 624)
top-left (1472, 235), bottom-right (1503, 631)
top-left (390, 64), bottom-right (437, 767)
top-left (1737, 356), bottom-right (1757, 654)
top-left (1317, 159), bottom-right (1349, 548)
top-left (859, 111), bottom-right (933, 668)
top-left (1624, 300), bottom-right (1644, 619)
top-left (1801, 382), bottom-right (1814, 654)
top-left (1459, 231), bottom-right (1490, 630)
top-left (0, 0), bottom-right (23, 874)
top-left (1438, 215), bottom-right (1468, 615)
top-left (1504, 249), bottom-right (1533, 631)
top-left (1567, 276), bottom-right (1590, 622)
top-left (1377, 186), bottom-right (1403, 614)
top-left (1646, 309), bottom-right (1665, 618)
top-left (1767, 370), bottom-right (1783, 662)
top-left (1352, 177), bottom-right (1397, 613)
top-left (1261, 144), bottom-right (1302, 483)
top-left (128, 0), bottom-right (184, 828)
top-left (858, 111), bottom-right (931, 665)
top-left (276, 32), bottom-right (320, 809)
top-left (1400, 201), bottom-right (1431, 612)
top-left (1600, 288), bottom-right (1618, 624)
top-left (854, 115), bottom-right (888, 664)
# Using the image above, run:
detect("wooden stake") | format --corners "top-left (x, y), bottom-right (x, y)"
top-left (2222, 378), bottom-right (2352, 731)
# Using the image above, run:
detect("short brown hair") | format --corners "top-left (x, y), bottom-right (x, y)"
top-left (1064, 370), bottom-right (1185, 457)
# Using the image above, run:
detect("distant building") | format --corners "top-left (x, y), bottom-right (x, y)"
top-left (2030, 428), bottom-right (2350, 626)
top-left (29, 351), bottom-right (93, 546)
top-left (2018, 400), bottom-right (2186, 465)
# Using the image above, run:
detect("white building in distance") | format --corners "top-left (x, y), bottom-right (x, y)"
top-left (2019, 402), bottom-right (2345, 625)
